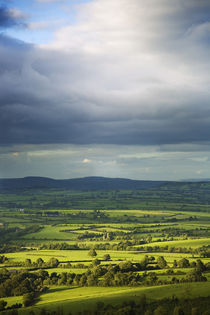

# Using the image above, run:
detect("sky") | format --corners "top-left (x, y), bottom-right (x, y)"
top-left (0, 0), bottom-right (210, 180)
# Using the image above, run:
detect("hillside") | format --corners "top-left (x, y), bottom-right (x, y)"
top-left (0, 176), bottom-right (168, 191)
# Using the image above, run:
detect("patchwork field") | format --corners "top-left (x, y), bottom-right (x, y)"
top-left (0, 185), bottom-right (210, 314)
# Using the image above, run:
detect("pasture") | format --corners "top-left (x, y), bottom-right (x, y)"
top-left (5, 282), bottom-right (210, 315)
top-left (0, 185), bottom-right (210, 314)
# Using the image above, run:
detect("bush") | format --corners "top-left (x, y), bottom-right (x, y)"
top-left (0, 300), bottom-right (7, 311)
top-left (103, 254), bottom-right (111, 261)
top-left (23, 292), bottom-right (35, 307)
top-left (88, 249), bottom-right (97, 257)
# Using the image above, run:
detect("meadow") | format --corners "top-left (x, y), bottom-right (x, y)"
top-left (4, 283), bottom-right (210, 314)
top-left (0, 185), bottom-right (210, 314)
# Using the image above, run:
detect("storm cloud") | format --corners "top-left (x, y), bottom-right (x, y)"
top-left (0, 0), bottom-right (210, 148)
top-left (0, 6), bottom-right (26, 29)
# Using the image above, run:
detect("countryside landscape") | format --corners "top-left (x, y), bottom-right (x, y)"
top-left (0, 177), bottom-right (210, 314)
top-left (1, 0), bottom-right (210, 314)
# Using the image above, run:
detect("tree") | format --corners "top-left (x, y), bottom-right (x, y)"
top-left (191, 308), bottom-right (199, 315)
top-left (119, 261), bottom-right (133, 272)
top-left (177, 258), bottom-right (190, 268)
top-left (173, 306), bottom-right (184, 315)
top-left (88, 249), bottom-right (97, 257)
top-left (157, 256), bottom-right (167, 269)
top-left (36, 258), bottom-right (44, 267)
top-left (79, 274), bottom-right (87, 286)
top-left (48, 257), bottom-right (59, 268)
top-left (154, 305), bottom-right (168, 315)
top-left (96, 301), bottom-right (105, 311)
top-left (25, 259), bottom-right (32, 267)
top-left (141, 255), bottom-right (149, 269)
top-left (186, 269), bottom-right (207, 282)
top-left (23, 292), bottom-right (35, 307)
top-left (103, 254), bottom-right (111, 261)
top-left (196, 259), bottom-right (206, 272)
top-left (190, 261), bottom-right (196, 268)
top-left (0, 256), bottom-right (8, 263)
top-left (86, 274), bottom-right (98, 286)
top-left (146, 235), bottom-right (152, 243)
top-left (173, 260), bottom-right (177, 268)
top-left (0, 300), bottom-right (7, 311)
top-left (92, 259), bottom-right (100, 266)
top-left (148, 272), bottom-right (157, 283)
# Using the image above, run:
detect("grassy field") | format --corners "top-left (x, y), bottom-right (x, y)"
top-left (4, 248), bottom-right (206, 264)
top-left (21, 225), bottom-right (76, 240)
top-left (141, 237), bottom-right (210, 248)
top-left (0, 186), bottom-right (210, 314)
top-left (6, 282), bottom-right (210, 315)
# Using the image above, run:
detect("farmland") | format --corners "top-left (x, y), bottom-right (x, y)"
top-left (0, 181), bottom-right (210, 314)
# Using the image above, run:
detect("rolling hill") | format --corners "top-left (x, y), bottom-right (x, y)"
top-left (0, 176), bottom-right (168, 191)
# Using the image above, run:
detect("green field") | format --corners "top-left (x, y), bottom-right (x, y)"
top-left (5, 282), bottom-right (210, 315)
top-left (0, 186), bottom-right (210, 314)
top-left (21, 225), bottom-right (76, 240)
top-left (5, 248), bottom-right (210, 266)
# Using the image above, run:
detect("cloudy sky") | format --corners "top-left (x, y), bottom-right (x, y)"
top-left (0, 0), bottom-right (210, 180)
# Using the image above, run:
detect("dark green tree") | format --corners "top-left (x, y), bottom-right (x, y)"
top-left (0, 300), bottom-right (7, 311)
top-left (103, 254), bottom-right (111, 261)
top-left (177, 258), bottom-right (190, 268)
top-left (23, 292), bottom-right (35, 307)
top-left (88, 249), bottom-right (97, 257)
top-left (157, 256), bottom-right (167, 269)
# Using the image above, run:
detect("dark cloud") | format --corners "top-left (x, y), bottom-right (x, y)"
top-left (0, 6), bottom-right (26, 29)
top-left (0, 0), bottom-right (210, 148)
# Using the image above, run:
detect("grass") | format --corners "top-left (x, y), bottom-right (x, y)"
top-left (4, 248), bottom-right (210, 266)
top-left (21, 225), bottom-right (76, 240)
top-left (2, 295), bottom-right (22, 307)
top-left (148, 238), bottom-right (210, 248)
top-left (0, 194), bottom-right (210, 314)
top-left (5, 250), bottom-right (91, 263)
top-left (12, 282), bottom-right (210, 315)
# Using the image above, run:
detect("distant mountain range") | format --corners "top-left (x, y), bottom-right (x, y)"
top-left (181, 178), bottom-right (210, 182)
top-left (0, 176), bottom-right (169, 191)
top-left (0, 176), bottom-right (209, 191)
